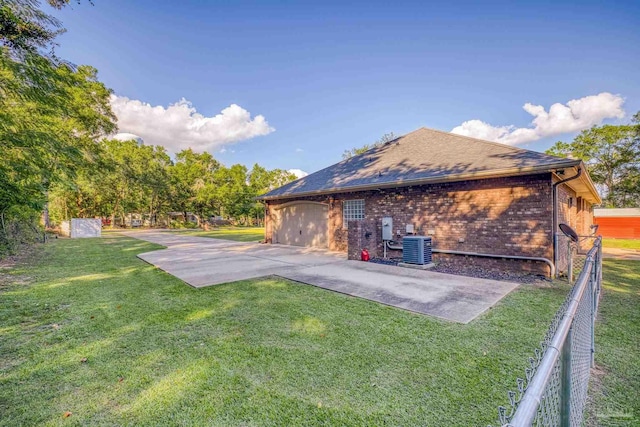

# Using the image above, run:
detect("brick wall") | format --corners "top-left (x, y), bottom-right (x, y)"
top-left (557, 183), bottom-right (576, 230)
top-left (555, 182), bottom-right (596, 274)
top-left (356, 174), bottom-right (551, 250)
top-left (347, 220), bottom-right (379, 259)
top-left (266, 173), bottom-right (555, 275)
top-left (556, 182), bottom-right (595, 236)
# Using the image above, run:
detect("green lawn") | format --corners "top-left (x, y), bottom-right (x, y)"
top-left (586, 259), bottom-right (640, 425)
top-left (1, 236), bottom-right (572, 426)
top-left (176, 226), bottom-right (265, 242)
top-left (602, 238), bottom-right (640, 250)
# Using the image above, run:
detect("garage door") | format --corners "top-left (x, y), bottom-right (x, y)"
top-left (273, 202), bottom-right (328, 248)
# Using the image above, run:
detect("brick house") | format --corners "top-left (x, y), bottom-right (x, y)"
top-left (257, 128), bottom-right (601, 276)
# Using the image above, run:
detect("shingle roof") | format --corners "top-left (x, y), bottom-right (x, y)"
top-left (258, 127), bottom-right (581, 200)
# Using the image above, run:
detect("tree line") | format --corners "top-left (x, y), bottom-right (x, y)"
top-left (47, 142), bottom-right (296, 227)
top-left (546, 113), bottom-right (640, 208)
top-left (0, 0), bottom-right (295, 255)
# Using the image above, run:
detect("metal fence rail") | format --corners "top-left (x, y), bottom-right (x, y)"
top-left (493, 237), bottom-right (602, 427)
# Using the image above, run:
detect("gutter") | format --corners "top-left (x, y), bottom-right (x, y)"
top-left (257, 161), bottom-right (581, 201)
top-left (552, 167), bottom-right (582, 278)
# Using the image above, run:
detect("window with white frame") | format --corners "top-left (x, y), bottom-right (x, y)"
top-left (343, 199), bottom-right (365, 228)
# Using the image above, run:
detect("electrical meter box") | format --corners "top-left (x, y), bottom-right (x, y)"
top-left (382, 217), bottom-right (393, 241)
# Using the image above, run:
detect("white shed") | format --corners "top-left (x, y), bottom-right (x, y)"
top-left (60, 218), bottom-right (102, 238)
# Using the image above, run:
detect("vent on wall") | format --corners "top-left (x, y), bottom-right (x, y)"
top-left (402, 236), bottom-right (432, 265)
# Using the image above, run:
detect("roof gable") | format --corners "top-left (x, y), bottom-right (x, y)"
top-left (259, 127), bottom-right (581, 199)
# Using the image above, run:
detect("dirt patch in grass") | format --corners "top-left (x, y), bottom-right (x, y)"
top-left (584, 365), bottom-right (608, 427)
top-left (0, 244), bottom-right (43, 290)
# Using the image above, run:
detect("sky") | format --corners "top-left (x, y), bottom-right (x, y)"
top-left (51, 0), bottom-right (640, 177)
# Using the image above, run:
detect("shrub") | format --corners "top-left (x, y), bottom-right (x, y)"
top-left (0, 207), bottom-right (44, 258)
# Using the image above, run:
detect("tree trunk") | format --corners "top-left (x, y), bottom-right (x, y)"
top-left (111, 194), bottom-right (121, 228)
top-left (42, 190), bottom-right (50, 229)
top-left (149, 194), bottom-right (154, 227)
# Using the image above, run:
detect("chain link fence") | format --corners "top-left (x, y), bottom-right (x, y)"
top-left (491, 237), bottom-right (602, 427)
top-left (568, 235), bottom-right (598, 284)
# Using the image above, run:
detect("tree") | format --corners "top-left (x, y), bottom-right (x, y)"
top-left (247, 165), bottom-right (296, 225)
top-left (1, 0), bottom-right (114, 254)
top-left (342, 132), bottom-right (397, 159)
top-left (48, 139), bottom-right (172, 226)
top-left (1, 0), bottom-right (63, 58)
top-left (168, 149), bottom-right (221, 225)
top-left (546, 116), bottom-right (640, 207)
top-left (1, 56), bottom-right (116, 225)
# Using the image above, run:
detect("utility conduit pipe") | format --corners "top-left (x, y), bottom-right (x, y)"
top-left (385, 241), bottom-right (555, 277)
top-left (385, 240), bottom-right (403, 250)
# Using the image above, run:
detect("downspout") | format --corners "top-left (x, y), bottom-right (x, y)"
top-left (552, 167), bottom-right (582, 278)
top-left (261, 200), bottom-right (269, 243)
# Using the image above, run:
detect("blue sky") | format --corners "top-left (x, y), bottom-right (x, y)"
top-left (51, 0), bottom-right (640, 176)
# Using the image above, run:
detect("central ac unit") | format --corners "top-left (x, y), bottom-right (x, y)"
top-left (402, 236), bottom-right (433, 265)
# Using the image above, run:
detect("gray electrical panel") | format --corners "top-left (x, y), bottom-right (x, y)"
top-left (382, 216), bottom-right (393, 241)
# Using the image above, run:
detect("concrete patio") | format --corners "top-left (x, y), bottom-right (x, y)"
top-left (121, 230), bottom-right (519, 323)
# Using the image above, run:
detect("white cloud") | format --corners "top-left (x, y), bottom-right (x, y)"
top-left (295, 148), bottom-right (304, 152)
top-left (288, 169), bottom-right (308, 179)
top-left (113, 132), bottom-right (144, 144)
top-left (451, 92), bottom-right (625, 145)
top-left (219, 148), bottom-right (227, 153)
top-left (110, 95), bottom-right (275, 153)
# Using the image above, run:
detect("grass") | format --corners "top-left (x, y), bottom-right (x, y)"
top-left (586, 259), bottom-right (640, 425)
top-left (602, 238), bottom-right (640, 250)
top-left (182, 226), bottom-right (264, 242)
top-left (0, 236), bottom-right (572, 426)
top-left (114, 226), bottom-right (265, 243)
top-left (101, 226), bottom-right (265, 243)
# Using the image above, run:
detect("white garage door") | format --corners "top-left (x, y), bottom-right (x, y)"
top-left (273, 202), bottom-right (328, 248)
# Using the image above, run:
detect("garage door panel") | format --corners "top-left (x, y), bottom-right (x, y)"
top-left (277, 205), bottom-right (300, 246)
top-left (274, 202), bottom-right (328, 248)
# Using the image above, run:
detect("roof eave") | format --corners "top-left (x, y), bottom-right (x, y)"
top-left (579, 161), bottom-right (602, 204)
top-left (257, 160), bottom-right (581, 201)
top-left (554, 162), bottom-right (602, 205)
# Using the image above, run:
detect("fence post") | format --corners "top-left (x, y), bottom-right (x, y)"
top-left (597, 240), bottom-right (603, 305)
top-left (568, 241), bottom-right (573, 283)
top-left (560, 326), bottom-right (573, 427)
top-left (589, 256), bottom-right (597, 368)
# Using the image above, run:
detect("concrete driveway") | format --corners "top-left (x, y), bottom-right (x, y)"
top-left (122, 230), bottom-right (518, 323)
